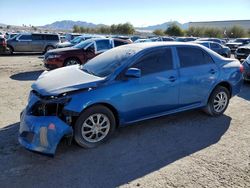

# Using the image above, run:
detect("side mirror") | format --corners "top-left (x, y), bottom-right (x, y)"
top-left (125, 68), bottom-right (141, 78)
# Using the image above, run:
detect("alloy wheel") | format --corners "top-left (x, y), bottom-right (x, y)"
top-left (213, 91), bottom-right (228, 113)
top-left (81, 113), bottom-right (110, 143)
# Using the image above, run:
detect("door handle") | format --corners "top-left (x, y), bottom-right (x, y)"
top-left (209, 69), bottom-right (216, 74)
top-left (168, 76), bottom-right (176, 82)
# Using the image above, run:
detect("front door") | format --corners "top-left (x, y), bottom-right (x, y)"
top-left (15, 34), bottom-right (32, 52)
top-left (116, 48), bottom-right (179, 123)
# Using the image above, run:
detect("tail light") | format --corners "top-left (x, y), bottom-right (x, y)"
top-left (0, 40), bottom-right (7, 47)
top-left (239, 64), bottom-right (244, 73)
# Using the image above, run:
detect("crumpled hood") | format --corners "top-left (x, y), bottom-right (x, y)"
top-left (32, 65), bottom-right (105, 96)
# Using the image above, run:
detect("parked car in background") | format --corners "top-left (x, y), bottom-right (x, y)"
top-left (194, 41), bottom-right (231, 57)
top-left (176, 37), bottom-right (198, 42)
top-left (161, 37), bottom-right (175, 41)
top-left (0, 37), bottom-right (8, 54)
top-left (149, 37), bottom-right (175, 42)
top-left (134, 38), bottom-right (154, 43)
top-left (7, 33), bottom-right (60, 54)
top-left (19, 42), bottom-right (243, 155)
top-left (65, 33), bottom-right (82, 41)
top-left (234, 44), bottom-right (250, 61)
top-left (60, 35), bottom-right (67, 43)
top-left (0, 32), bottom-right (4, 38)
top-left (242, 55), bottom-right (250, 81)
top-left (44, 38), bottom-right (131, 69)
top-left (196, 38), bottom-right (226, 45)
top-left (5, 33), bottom-right (18, 40)
top-left (111, 35), bottom-right (133, 43)
top-left (225, 38), bottom-right (250, 53)
top-left (57, 35), bottom-right (104, 48)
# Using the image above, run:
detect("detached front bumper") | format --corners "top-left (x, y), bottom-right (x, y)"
top-left (19, 110), bottom-right (73, 155)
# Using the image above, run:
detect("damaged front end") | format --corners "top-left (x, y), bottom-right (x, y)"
top-left (19, 90), bottom-right (74, 155)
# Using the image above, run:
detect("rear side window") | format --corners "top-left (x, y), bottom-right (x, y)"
top-left (114, 40), bottom-right (128, 47)
top-left (177, 47), bottom-right (213, 68)
top-left (44, 35), bottom-right (59, 41)
top-left (133, 49), bottom-right (173, 75)
top-left (210, 43), bottom-right (221, 49)
top-left (19, 35), bottom-right (31, 40)
top-left (95, 40), bottom-right (112, 51)
top-left (32, 34), bottom-right (43, 40)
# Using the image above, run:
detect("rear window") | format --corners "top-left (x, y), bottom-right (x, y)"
top-left (32, 34), bottom-right (43, 40)
top-left (177, 47), bottom-right (214, 67)
top-left (44, 35), bottom-right (59, 41)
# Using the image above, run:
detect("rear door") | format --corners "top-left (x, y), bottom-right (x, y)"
top-left (15, 34), bottom-right (32, 52)
top-left (176, 46), bottom-right (218, 107)
top-left (31, 34), bottom-right (45, 52)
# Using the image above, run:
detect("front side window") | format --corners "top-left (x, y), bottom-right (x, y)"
top-left (177, 47), bottom-right (213, 68)
top-left (132, 49), bottom-right (173, 76)
top-left (19, 35), bottom-right (31, 41)
top-left (95, 40), bottom-right (112, 52)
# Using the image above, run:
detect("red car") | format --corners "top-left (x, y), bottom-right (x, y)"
top-left (44, 38), bottom-right (131, 69)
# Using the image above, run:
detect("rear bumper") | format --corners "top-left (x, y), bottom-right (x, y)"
top-left (19, 109), bottom-right (73, 155)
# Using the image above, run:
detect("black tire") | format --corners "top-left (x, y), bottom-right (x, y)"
top-left (74, 105), bottom-right (116, 148)
top-left (63, 58), bottom-right (80, 67)
top-left (204, 86), bottom-right (230, 116)
top-left (45, 46), bottom-right (55, 53)
top-left (8, 46), bottom-right (14, 55)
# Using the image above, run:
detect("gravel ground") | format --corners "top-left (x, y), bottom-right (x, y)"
top-left (0, 54), bottom-right (249, 188)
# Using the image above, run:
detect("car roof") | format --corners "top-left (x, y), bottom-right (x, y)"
top-left (119, 42), bottom-right (204, 51)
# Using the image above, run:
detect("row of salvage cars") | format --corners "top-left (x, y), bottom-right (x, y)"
top-left (18, 36), bottom-right (246, 155)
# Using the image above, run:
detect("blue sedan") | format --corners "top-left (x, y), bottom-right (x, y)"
top-left (19, 42), bottom-right (243, 155)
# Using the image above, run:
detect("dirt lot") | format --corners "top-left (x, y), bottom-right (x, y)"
top-left (0, 54), bottom-right (249, 188)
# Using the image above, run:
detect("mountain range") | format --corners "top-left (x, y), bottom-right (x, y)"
top-left (0, 20), bottom-right (190, 31)
top-left (40, 20), bottom-right (106, 30)
top-left (39, 20), bottom-right (189, 31)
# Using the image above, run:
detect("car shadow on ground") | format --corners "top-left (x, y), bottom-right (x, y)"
top-left (10, 70), bottom-right (44, 81)
top-left (0, 110), bottom-right (231, 188)
top-left (238, 82), bottom-right (250, 101)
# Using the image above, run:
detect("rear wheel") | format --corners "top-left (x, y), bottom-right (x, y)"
top-left (64, 58), bottom-right (80, 66)
top-left (204, 86), bottom-right (230, 116)
top-left (45, 46), bottom-right (54, 53)
top-left (8, 46), bottom-right (14, 55)
top-left (74, 105), bottom-right (116, 148)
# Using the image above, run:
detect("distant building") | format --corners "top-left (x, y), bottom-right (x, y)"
top-left (189, 20), bottom-right (250, 30)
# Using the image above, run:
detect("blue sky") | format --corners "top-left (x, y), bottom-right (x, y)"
top-left (1, 0), bottom-right (250, 27)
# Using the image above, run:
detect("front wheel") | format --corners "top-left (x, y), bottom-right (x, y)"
top-left (74, 105), bottom-right (116, 148)
top-left (204, 86), bottom-right (230, 116)
top-left (64, 58), bottom-right (80, 67)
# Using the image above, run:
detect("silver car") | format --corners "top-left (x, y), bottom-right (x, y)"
top-left (7, 33), bottom-right (60, 54)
